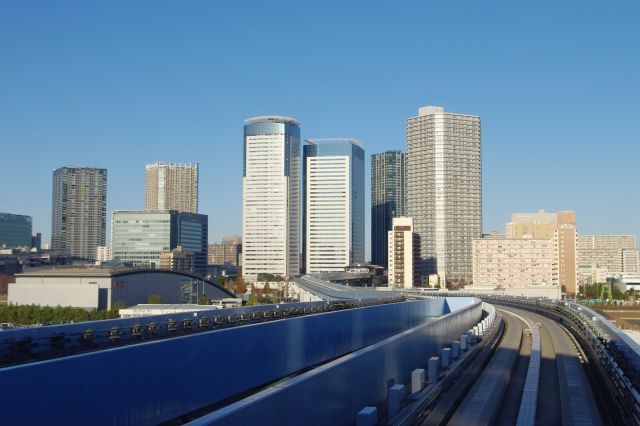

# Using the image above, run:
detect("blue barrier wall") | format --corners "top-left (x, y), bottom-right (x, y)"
top-left (187, 297), bottom-right (481, 426)
top-left (0, 297), bottom-right (480, 426)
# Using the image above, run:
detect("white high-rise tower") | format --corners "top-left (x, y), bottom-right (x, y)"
top-left (303, 139), bottom-right (365, 273)
top-left (242, 116), bottom-right (301, 282)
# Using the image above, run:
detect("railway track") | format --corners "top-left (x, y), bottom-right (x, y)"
top-left (421, 305), bottom-right (606, 426)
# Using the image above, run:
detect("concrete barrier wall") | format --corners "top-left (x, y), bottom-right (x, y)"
top-left (0, 298), bottom-right (479, 426)
top-left (188, 298), bottom-right (481, 426)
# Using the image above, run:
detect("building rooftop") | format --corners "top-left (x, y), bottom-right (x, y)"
top-left (145, 162), bottom-right (198, 168)
top-left (306, 138), bottom-right (364, 149)
top-left (245, 116), bottom-right (300, 126)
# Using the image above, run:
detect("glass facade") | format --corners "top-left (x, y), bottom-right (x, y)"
top-left (303, 139), bottom-right (365, 272)
top-left (371, 151), bottom-right (406, 267)
top-left (112, 210), bottom-right (208, 276)
top-left (0, 213), bottom-right (32, 248)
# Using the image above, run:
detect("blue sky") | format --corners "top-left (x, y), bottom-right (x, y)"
top-left (1, 1), bottom-right (639, 258)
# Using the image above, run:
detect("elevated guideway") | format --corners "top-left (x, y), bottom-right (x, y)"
top-left (293, 274), bottom-right (396, 301)
top-left (392, 288), bottom-right (640, 425)
top-left (0, 288), bottom-right (482, 425)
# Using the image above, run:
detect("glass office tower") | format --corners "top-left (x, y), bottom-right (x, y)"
top-left (371, 150), bottom-right (406, 267)
top-left (51, 167), bottom-right (107, 260)
top-left (111, 210), bottom-right (208, 276)
top-left (303, 139), bottom-right (365, 273)
top-left (242, 116), bottom-right (300, 282)
top-left (0, 213), bottom-right (33, 248)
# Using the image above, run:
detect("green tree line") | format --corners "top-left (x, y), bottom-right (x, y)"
top-left (0, 302), bottom-right (126, 325)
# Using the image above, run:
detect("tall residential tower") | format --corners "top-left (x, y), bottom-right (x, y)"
top-left (51, 167), bottom-right (107, 260)
top-left (371, 150), bottom-right (406, 267)
top-left (242, 116), bottom-right (300, 282)
top-left (303, 139), bottom-right (365, 273)
top-left (406, 106), bottom-right (481, 288)
top-left (145, 162), bottom-right (199, 213)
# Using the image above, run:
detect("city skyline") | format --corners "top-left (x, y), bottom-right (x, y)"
top-left (2, 1), bottom-right (640, 259)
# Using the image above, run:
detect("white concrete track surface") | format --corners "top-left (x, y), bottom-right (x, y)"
top-left (446, 305), bottom-right (603, 426)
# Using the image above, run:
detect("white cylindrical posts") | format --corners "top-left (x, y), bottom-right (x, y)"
top-left (428, 357), bottom-right (440, 383)
top-left (411, 369), bottom-right (425, 394)
top-left (441, 348), bottom-right (451, 369)
top-left (356, 407), bottom-right (378, 426)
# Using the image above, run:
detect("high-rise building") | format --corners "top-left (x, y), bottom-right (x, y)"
top-left (371, 150), bottom-right (406, 267)
top-left (242, 116), bottom-right (300, 282)
top-left (145, 162), bottom-right (199, 213)
top-left (208, 236), bottom-right (242, 266)
top-left (303, 139), bottom-right (365, 273)
top-left (577, 235), bottom-right (637, 282)
top-left (506, 210), bottom-right (577, 294)
top-left (0, 213), bottom-right (32, 248)
top-left (388, 217), bottom-right (419, 289)
top-left (112, 210), bottom-right (208, 276)
top-left (406, 106), bottom-right (481, 288)
top-left (51, 167), bottom-right (107, 260)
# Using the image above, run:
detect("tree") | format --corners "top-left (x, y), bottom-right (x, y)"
top-left (198, 294), bottom-right (210, 305)
top-left (214, 275), bottom-right (225, 287)
top-left (148, 294), bottom-right (163, 304)
top-left (248, 285), bottom-right (259, 306)
top-left (111, 301), bottom-right (127, 313)
top-left (235, 274), bottom-right (247, 295)
top-left (224, 279), bottom-right (235, 292)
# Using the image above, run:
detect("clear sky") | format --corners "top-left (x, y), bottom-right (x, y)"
top-left (1, 1), bottom-right (639, 258)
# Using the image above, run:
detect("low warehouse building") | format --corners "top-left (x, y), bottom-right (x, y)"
top-left (8, 268), bottom-right (235, 310)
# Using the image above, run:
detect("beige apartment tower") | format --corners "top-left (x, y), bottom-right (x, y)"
top-left (406, 106), bottom-right (482, 288)
top-left (159, 246), bottom-right (195, 273)
top-left (387, 217), bottom-right (420, 289)
top-left (208, 236), bottom-right (242, 266)
top-left (577, 235), bottom-right (638, 282)
top-left (506, 210), bottom-right (577, 294)
top-left (472, 234), bottom-right (558, 289)
top-left (146, 162), bottom-right (199, 213)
